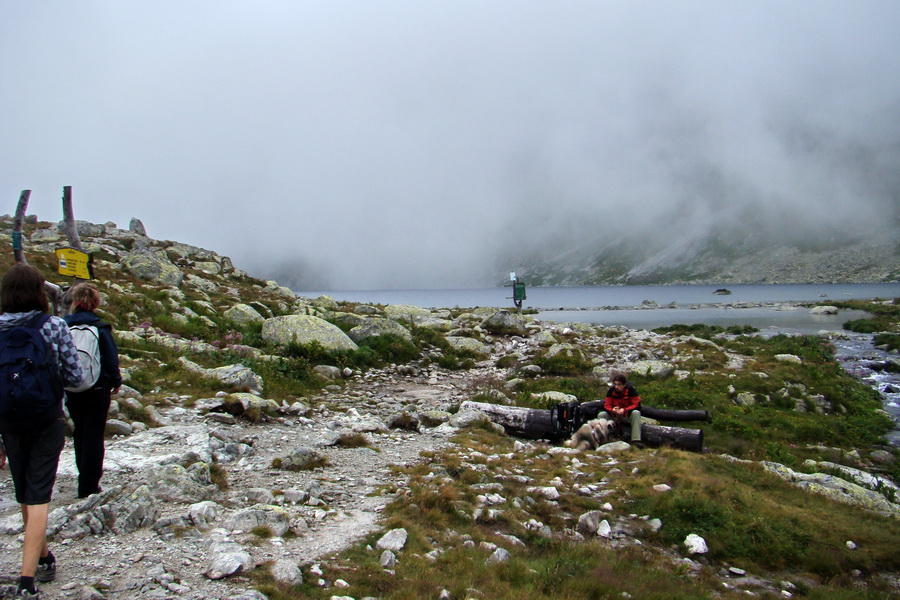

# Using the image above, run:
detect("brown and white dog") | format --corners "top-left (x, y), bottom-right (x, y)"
top-left (565, 418), bottom-right (615, 451)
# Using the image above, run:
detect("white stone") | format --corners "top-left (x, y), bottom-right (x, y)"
top-left (380, 550), bottom-right (396, 568)
top-left (598, 520), bottom-right (612, 538)
top-left (486, 547), bottom-right (511, 564)
top-left (376, 528), bottom-right (408, 552)
top-left (684, 533), bottom-right (708, 555)
top-left (270, 559), bottom-right (303, 586)
top-left (775, 354), bottom-right (802, 364)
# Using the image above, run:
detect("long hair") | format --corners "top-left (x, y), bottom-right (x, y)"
top-left (0, 264), bottom-right (50, 314)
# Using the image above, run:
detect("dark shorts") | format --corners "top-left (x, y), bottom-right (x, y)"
top-left (2, 418), bottom-right (66, 505)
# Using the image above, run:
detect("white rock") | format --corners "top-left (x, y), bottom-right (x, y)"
top-left (205, 550), bottom-right (253, 579)
top-left (775, 354), bottom-right (802, 364)
top-left (486, 547), bottom-right (511, 564)
top-left (376, 528), bottom-right (408, 552)
top-left (271, 559), bottom-right (303, 586)
top-left (684, 533), bottom-right (708, 555)
top-left (597, 441), bottom-right (631, 454)
top-left (598, 520), bottom-right (612, 538)
top-left (527, 486), bottom-right (561, 500)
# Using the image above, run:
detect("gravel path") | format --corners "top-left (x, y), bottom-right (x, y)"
top-left (0, 365), bottom-right (487, 599)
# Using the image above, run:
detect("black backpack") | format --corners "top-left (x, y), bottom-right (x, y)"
top-left (0, 313), bottom-right (64, 422)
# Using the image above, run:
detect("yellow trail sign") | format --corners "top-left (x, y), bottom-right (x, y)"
top-left (55, 247), bottom-right (94, 280)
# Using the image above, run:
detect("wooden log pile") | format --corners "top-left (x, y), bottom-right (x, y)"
top-left (460, 400), bottom-right (706, 453)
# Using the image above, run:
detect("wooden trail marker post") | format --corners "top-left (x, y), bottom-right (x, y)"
top-left (9, 186), bottom-right (93, 314)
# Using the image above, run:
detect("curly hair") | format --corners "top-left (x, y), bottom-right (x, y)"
top-left (70, 282), bottom-right (101, 311)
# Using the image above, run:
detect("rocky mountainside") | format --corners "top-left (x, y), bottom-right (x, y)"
top-left (0, 214), bottom-right (897, 599)
top-left (504, 223), bottom-right (900, 287)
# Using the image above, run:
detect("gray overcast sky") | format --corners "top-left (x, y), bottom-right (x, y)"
top-left (2, 2), bottom-right (899, 289)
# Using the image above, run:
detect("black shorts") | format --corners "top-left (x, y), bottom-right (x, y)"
top-left (2, 418), bottom-right (66, 505)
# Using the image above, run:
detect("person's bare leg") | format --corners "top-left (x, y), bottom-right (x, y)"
top-left (20, 503), bottom-right (49, 577)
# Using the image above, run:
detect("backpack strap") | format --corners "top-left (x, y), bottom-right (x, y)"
top-left (28, 312), bottom-right (52, 330)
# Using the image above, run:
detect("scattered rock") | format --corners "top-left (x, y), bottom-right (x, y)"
top-left (684, 533), bottom-right (708, 555)
top-left (376, 528), bottom-right (409, 553)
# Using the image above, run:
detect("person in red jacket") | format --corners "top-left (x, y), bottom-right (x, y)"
top-left (603, 373), bottom-right (644, 448)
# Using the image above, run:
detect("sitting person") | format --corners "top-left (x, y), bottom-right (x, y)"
top-left (603, 373), bottom-right (644, 448)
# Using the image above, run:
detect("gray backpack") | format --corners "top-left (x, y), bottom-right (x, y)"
top-left (65, 324), bottom-right (101, 392)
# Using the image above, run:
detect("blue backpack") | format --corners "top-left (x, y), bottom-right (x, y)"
top-left (0, 313), bottom-right (64, 422)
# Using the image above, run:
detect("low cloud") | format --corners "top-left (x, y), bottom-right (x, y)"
top-left (2, 2), bottom-right (898, 289)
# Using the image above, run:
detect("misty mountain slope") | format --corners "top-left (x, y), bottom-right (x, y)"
top-left (505, 224), bottom-right (900, 286)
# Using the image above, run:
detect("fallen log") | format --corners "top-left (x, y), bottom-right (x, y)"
top-left (461, 401), bottom-right (555, 440)
top-left (577, 400), bottom-right (710, 423)
top-left (641, 423), bottom-right (704, 453)
top-left (460, 400), bottom-right (704, 452)
top-left (641, 406), bottom-right (710, 423)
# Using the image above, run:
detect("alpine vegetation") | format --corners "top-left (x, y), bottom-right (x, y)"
top-left (0, 214), bottom-right (897, 600)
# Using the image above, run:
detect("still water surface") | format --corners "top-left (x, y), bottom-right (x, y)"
top-left (299, 283), bottom-right (899, 332)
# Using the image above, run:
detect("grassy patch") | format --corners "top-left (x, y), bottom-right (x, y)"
top-left (533, 350), bottom-right (594, 376)
top-left (874, 332), bottom-right (900, 351)
top-left (334, 432), bottom-right (378, 450)
top-left (262, 425), bottom-right (900, 600)
top-left (653, 323), bottom-right (759, 338)
top-left (843, 319), bottom-right (885, 333)
top-left (622, 451), bottom-right (900, 576)
top-left (209, 464), bottom-right (229, 490)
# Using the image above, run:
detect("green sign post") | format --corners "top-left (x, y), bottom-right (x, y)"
top-left (507, 272), bottom-right (527, 311)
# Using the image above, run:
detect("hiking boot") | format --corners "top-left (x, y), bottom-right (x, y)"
top-left (35, 560), bottom-right (56, 583)
top-left (16, 588), bottom-right (41, 599)
top-left (630, 440), bottom-right (645, 449)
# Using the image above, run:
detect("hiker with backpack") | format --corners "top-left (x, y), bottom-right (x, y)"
top-left (63, 282), bottom-right (121, 500)
top-left (0, 264), bottom-right (85, 598)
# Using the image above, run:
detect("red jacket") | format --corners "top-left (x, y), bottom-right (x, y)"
top-left (604, 384), bottom-right (641, 414)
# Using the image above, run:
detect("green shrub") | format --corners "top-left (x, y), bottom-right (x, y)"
top-left (843, 319), bottom-right (884, 333)
top-left (437, 354), bottom-right (476, 370)
top-left (495, 355), bottom-right (519, 369)
top-left (358, 334), bottom-right (420, 364)
top-left (653, 323), bottom-right (758, 338)
top-left (874, 333), bottom-right (900, 352)
top-left (533, 351), bottom-right (593, 376)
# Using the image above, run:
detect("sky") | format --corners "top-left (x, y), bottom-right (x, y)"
top-left (2, 1), bottom-right (899, 289)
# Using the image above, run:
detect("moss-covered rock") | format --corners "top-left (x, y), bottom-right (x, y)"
top-left (349, 318), bottom-right (413, 343)
top-left (261, 315), bottom-right (358, 352)
top-left (480, 310), bottom-right (530, 336)
top-left (123, 250), bottom-right (184, 286)
top-left (383, 304), bottom-right (433, 325)
top-left (762, 462), bottom-right (900, 518)
top-left (224, 303), bottom-right (265, 326)
top-left (445, 336), bottom-right (492, 356)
